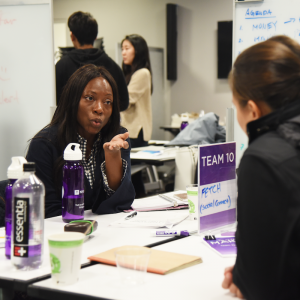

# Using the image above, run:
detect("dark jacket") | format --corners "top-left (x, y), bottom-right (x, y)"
top-left (233, 100), bottom-right (300, 300)
top-left (0, 180), bottom-right (6, 227)
top-left (26, 126), bottom-right (135, 218)
top-left (55, 48), bottom-right (129, 111)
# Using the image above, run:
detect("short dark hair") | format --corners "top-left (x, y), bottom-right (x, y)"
top-left (50, 65), bottom-right (120, 193)
top-left (121, 34), bottom-right (153, 93)
top-left (68, 11), bottom-right (98, 46)
top-left (229, 36), bottom-right (300, 111)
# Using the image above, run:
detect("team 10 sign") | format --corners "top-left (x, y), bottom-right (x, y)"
top-left (198, 142), bottom-right (237, 233)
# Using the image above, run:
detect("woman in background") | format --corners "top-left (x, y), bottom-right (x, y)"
top-left (27, 65), bottom-right (135, 218)
top-left (121, 34), bottom-right (153, 148)
top-left (222, 36), bottom-right (300, 299)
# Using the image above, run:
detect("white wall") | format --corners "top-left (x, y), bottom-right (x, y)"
top-left (53, 0), bottom-right (232, 126)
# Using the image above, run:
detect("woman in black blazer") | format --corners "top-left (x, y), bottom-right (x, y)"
top-left (27, 65), bottom-right (135, 218)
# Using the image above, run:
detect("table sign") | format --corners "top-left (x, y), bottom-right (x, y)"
top-left (198, 142), bottom-right (237, 233)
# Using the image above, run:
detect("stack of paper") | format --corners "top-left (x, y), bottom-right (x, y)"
top-left (110, 211), bottom-right (189, 228)
top-left (131, 192), bottom-right (188, 212)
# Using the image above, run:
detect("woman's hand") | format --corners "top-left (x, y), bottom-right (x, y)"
top-left (103, 132), bottom-right (129, 191)
top-left (222, 266), bottom-right (244, 299)
top-left (103, 132), bottom-right (129, 152)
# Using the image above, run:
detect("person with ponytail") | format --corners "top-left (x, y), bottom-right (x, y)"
top-left (27, 65), bottom-right (135, 218)
top-left (120, 34), bottom-right (153, 148)
top-left (221, 36), bottom-right (300, 299)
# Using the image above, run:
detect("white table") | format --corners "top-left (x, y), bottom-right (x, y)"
top-left (0, 209), bottom-right (191, 297)
top-left (130, 146), bottom-right (177, 192)
top-left (28, 233), bottom-right (236, 300)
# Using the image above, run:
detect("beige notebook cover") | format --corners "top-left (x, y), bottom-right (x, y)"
top-left (88, 245), bottom-right (202, 275)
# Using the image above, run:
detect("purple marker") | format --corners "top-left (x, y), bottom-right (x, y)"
top-left (5, 157), bottom-right (27, 260)
top-left (152, 229), bottom-right (190, 237)
top-left (62, 143), bottom-right (84, 223)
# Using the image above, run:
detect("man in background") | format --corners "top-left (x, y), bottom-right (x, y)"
top-left (55, 11), bottom-right (129, 111)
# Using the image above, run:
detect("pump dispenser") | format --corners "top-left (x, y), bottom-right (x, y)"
top-left (5, 157), bottom-right (27, 259)
top-left (62, 143), bottom-right (84, 223)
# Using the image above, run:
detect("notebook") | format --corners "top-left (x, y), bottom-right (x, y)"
top-left (203, 232), bottom-right (237, 257)
top-left (131, 192), bottom-right (188, 211)
top-left (88, 245), bottom-right (202, 275)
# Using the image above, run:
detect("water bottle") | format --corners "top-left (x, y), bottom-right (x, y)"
top-left (180, 113), bottom-right (189, 131)
top-left (11, 162), bottom-right (45, 270)
top-left (5, 157), bottom-right (27, 259)
top-left (62, 143), bottom-right (84, 223)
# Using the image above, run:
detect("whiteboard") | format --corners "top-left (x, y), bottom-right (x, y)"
top-left (233, 0), bottom-right (300, 165)
top-left (116, 44), bottom-right (165, 140)
top-left (0, 0), bottom-right (55, 179)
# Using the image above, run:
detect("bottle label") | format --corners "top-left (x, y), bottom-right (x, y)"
top-left (13, 197), bottom-right (29, 257)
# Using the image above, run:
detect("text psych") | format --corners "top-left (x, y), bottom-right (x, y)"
top-left (201, 183), bottom-right (221, 198)
top-left (201, 152), bottom-right (234, 167)
top-left (199, 195), bottom-right (231, 214)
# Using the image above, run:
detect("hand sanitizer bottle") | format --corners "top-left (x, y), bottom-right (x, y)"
top-left (5, 157), bottom-right (27, 259)
top-left (11, 162), bottom-right (45, 270)
top-left (62, 143), bottom-right (84, 223)
top-left (180, 113), bottom-right (189, 131)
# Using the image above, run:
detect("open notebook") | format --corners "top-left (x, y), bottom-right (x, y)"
top-left (131, 191), bottom-right (188, 212)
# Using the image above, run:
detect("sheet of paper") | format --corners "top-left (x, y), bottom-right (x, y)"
top-left (110, 212), bottom-right (189, 229)
top-left (132, 193), bottom-right (187, 210)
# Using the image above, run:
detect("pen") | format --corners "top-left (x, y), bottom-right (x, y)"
top-left (158, 194), bottom-right (178, 207)
top-left (125, 211), bottom-right (137, 220)
top-left (152, 229), bottom-right (190, 237)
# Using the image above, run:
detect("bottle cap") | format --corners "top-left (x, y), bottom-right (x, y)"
top-left (181, 113), bottom-right (189, 122)
top-left (7, 157), bottom-right (27, 179)
top-left (23, 162), bottom-right (36, 172)
top-left (64, 143), bottom-right (82, 161)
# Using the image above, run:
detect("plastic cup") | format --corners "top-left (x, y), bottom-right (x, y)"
top-left (186, 184), bottom-right (198, 221)
top-left (48, 232), bottom-right (85, 285)
top-left (114, 247), bottom-right (151, 285)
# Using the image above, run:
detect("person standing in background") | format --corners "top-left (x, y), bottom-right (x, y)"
top-left (55, 11), bottom-right (129, 112)
top-left (121, 34), bottom-right (153, 148)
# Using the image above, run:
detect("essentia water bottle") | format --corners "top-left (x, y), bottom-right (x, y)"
top-left (11, 162), bottom-right (45, 270)
top-left (62, 143), bottom-right (84, 223)
top-left (5, 157), bottom-right (27, 259)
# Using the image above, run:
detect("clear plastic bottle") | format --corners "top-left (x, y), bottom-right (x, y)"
top-left (5, 157), bottom-right (27, 259)
top-left (62, 143), bottom-right (84, 223)
top-left (11, 162), bottom-right (45, 270)
top-left (180, 113), bottom-right (189, 131)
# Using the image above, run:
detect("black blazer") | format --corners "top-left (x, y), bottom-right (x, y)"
top-left (26, 126), bottom-right (135, 218)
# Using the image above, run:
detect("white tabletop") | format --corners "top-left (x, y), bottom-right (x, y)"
top-left (29, 234), bottom-right (236, 300)
top-left (0, 209), bottom-right (192, 283)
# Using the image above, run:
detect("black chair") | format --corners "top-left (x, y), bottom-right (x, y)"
top-left (0, 180), bottom-right (8, 228)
